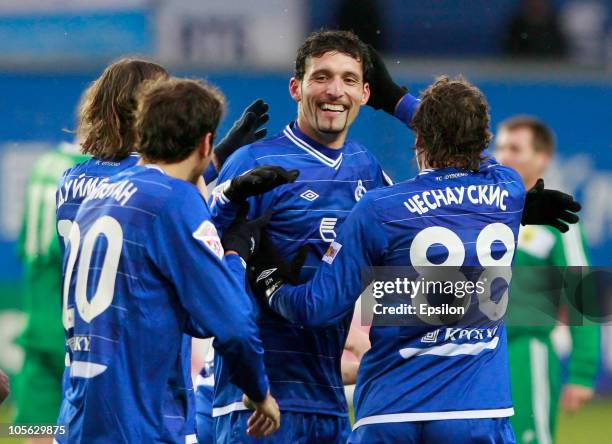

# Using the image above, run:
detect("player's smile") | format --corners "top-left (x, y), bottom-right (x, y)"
top-left (290, 51), bottom-right (370, 148)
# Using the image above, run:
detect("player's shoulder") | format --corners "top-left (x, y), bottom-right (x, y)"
top-left (343, 138), bottom-right (379, 162)
top-left (479, 155), bottom-right (525, 188)
top-left (120, 166), bottom-right (205, 212)
top-left (220, 129), bottom-right (298, 177)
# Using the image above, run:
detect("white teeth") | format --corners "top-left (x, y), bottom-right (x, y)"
top-left (320, 104), bottom-right (344, 112)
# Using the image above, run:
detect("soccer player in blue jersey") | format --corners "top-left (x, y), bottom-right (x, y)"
top-left (55, 77), bottom-right (292, 443)
top-left (249, 75), bottom-right (582, 443)
top-left (207, 30), bottom-right (393, 443)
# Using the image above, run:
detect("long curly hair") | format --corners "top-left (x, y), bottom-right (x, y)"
top-left (77, 58), bottom-right (169, 159)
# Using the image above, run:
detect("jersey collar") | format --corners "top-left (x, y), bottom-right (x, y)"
top-left (283, 122), bottom-right (344, 169)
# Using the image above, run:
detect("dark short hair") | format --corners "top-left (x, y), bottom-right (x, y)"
top-left (412, 76), bottom-right (492, 171)
top-left (134, 78), bottom-right (226, 163)
top-left (78, 58), bottom-right (169, 158)
top-left (498, 115), bottom-right (555, 155)
top-left (294, 29), bottom-right (372, 81)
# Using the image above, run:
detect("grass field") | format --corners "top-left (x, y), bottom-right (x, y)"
top-left (1, 399), bottom-right (611, 443)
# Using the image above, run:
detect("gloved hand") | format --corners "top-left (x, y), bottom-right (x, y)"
top-left (221, 205), bottom-right (272, 262)
top-left (247, 233), bottom-right (310, 302)
top-left (213, 99), bottom-right (270, 169)
top-left (522, 179), bottom-right (581, 233)
top-left (223, 166), bottom-right (299, 203)
top-left (366, 45), bottom-right (408, 115)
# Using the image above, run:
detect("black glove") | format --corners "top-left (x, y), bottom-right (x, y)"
top-left (213, 99), bottom-right (270, 168)
top-left (522, 179), bottom-right (581, 233)
top-left (223, 165), bottom-right (299, 203)
top-left (247, 234), bottom-right (310, 302)
top-left (221, 205), bottom-right (272, 262)
top-left (366, 45), bottom-right (408, 115)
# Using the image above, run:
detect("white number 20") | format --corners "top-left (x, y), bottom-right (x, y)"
top-left (57, 217), bottom-right (123, 329)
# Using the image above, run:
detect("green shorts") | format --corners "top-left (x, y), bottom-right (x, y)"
top-left (508, 334), bottom-right (560, 444)
top-left (14, 347), bottom-right (64, 424)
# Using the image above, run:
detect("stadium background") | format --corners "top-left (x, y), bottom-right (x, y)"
top-left (0, 0), bottom-right (610, 442)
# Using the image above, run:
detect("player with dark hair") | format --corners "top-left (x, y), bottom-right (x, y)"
top-left (54, 58), bottom-right (282, 442)
top-left (249, 75), bottom-right (526, 443)
top-left (208, 29), bottom-right (391, 444)
top-left (55, 77), bottom-right (294, 443)
top-left (496, 116), bottom-right (599, 444)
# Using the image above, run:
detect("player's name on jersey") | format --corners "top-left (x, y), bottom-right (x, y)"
top-left (57, 173), bottom-right (108, 209)
top-left (82, 179), bottom-right (138, 207)
top-left (403, 184), bottom-right (509, 215)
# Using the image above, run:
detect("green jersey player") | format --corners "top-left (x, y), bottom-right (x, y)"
top-left (14, 142), bottom-right (88, 440)
top-left (496, 116), bottom-right (600, 444)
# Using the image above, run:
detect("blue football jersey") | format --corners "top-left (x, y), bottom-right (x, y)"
top-left (268, 159), bottom-right (526, 428)
top-left (56, 154), bottom-right (140, 255)
top-left (55, 165), bottom-right (268, 444)
top-left (209, 122), bottom-right (391, 418)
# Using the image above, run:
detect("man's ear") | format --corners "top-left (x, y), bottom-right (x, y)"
top-left (289, 77), bottom-right (301, 102)
top-left (361, 82), bottom-right (371, 105)
top-left (198, 132), bottom-right (214, 158)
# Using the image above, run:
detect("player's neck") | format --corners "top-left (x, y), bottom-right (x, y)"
top-left (296, 119), bottom-right (346, 149)
top-left (138, 157), bottom-right (203, 185)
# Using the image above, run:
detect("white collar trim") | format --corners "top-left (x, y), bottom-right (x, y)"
top-left (283, 125), bottom-right (343, 169)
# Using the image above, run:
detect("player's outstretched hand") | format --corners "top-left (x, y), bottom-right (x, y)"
top-left (0, 369), bottom-right (9, 405)
top-left (224, 165), bottom-right (299, 203)
top-left (522, 179), bottom-right (581, 233)
top-left (244, 392), bottom-right (281, 438)
top-left (366, 44), bottom-right (408, 115)
top-left (247, 233), bottom-right (309, 303)
top-left (221, 205), bottom-right (272, 262)
top-left (213, 99), bottom-right (270, 170)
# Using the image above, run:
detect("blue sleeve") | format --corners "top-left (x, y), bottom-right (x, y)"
top-left (203, 163), bottom-right (218, 184)
top-left (185, 254), bottom-right (247, 338)
top-left (208, 146), bottom-right (261, 235)
top-left (269, 194), bottom-right (387, 326)
top-left (393, 93), bottom-right (420, 127)
top-left (150, 186), bottom-right (268, 402)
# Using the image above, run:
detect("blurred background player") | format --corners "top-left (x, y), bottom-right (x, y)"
top-left (495, 116), bottom-right (600, 444)
top-left (56, 76), bottom-right (287, 443)
top-left (14, 141), bottom-right (87, 444)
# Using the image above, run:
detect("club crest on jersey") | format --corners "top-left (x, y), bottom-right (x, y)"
top-left (193, 220), bottom-right (224, 259)
top-left (322, 241), bottom-right (342, 264)
top-left (354, 179), bottom-right (366, 201)
top-left (319, 217), bottom-right (338, 242)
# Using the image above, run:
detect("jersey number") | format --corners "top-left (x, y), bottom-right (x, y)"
top-left (58, 217), bottom-right (123, 329)
top-left (409, 223), bottom-right (515, 323)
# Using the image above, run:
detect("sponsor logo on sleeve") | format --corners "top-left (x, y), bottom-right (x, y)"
top-left (193, 220), bottom-right (224, 259)
top-left (322, 241), bottom-right (342, 264)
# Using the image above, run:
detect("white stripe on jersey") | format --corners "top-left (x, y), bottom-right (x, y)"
top-left (70, 361), bottom-right (107, 378)
top-left (353, 407), bottom-right (514, 429)
top-left (399, 336), bottom-right (499, 359)
top-left (530, 338), bottom-right (552, 444)
top-left (561, 224), bottom-right (588, 266)
top-left (212, 401), bottom-right (249, 417)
